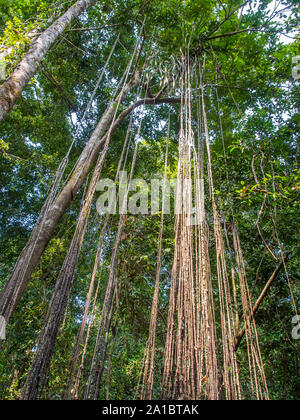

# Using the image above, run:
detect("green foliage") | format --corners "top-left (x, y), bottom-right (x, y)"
top-left (0, 0), bottom-right (299, 401)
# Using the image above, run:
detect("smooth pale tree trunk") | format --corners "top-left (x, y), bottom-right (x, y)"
top-left (0, 72), bottom-right (141, 327)
top-left (0, 0), bottom-right (98, 123)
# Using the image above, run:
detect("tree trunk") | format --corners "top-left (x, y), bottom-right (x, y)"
top-left (0, 0), bottom-right (98, 123)
top-left (22, 147), bottom-right (103, 400)
top-left (0, 72), bottom-right (140, 327)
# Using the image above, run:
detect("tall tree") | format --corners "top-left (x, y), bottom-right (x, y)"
top-left (0, 0), bottom-right (298, 401)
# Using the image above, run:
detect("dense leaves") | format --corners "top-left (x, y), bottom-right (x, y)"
top-left (0, 0), bottom-right (299, 400)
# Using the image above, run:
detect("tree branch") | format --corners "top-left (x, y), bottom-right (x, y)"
top-left (234, 253), bottom-right (291, 351)
top-left (205, 0), bottom-right (251, 40)
top-left (112, 96), bottom-right (180, 131)
top-left (206, 26), bottom-right (262, 41)
top-left (91, 95), bottom-right (180, 158)
top-left (206, 6), bottom-right (295, 42)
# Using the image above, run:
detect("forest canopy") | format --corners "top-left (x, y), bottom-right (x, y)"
top-left (0, 0), bottom-right (299, 401)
